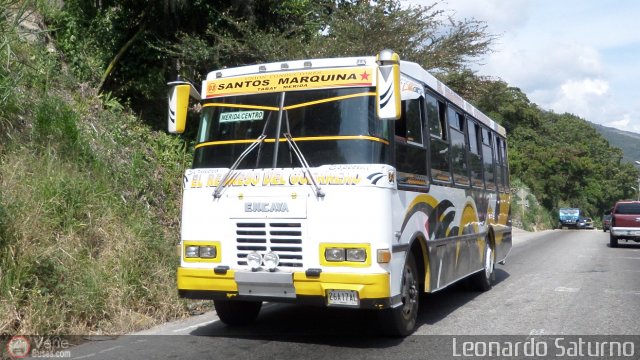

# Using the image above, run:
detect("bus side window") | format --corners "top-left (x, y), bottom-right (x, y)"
top-left (501, 139), bottom-right (510, 191)
top-left (495, 137), bottom-right (502, 192)
top-left (394, 99), bottom-right (427, 185)
top-left (395, 99), bottom-right (423, 145)
top-left (405, 100), bottom-right (423, 144)
top-left (448, 106), bottom-right (469, 187)
top-left (482, 128), bottom-right (496, 191)
top-left (494, 136), bottom-right (509, 192)
top-left (466, 118), bottom-right (484, 188)
top-left (426, 95), bottom-right (451, 183)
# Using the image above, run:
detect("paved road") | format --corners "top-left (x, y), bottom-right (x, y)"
top-left (47, 230), bottom-right (640, 359)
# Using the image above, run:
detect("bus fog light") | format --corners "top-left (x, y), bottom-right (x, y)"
top-left (247, 252), bottom-right (262, 269)
top-left (199, 246), bottom-right (216, 258)
top-left (185, 246), bottom-right (199, 258)
top-left (346, 248), bottom-right (367, 262)
top-left (263, 252), bottom-right (280, 271)
top-left (325, 248), bottom-right (345, 262)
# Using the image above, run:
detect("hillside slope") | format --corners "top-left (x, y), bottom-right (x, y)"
top-left (0, 5), bottom-right (192, 334)
top-left (590, 123), bottom-right (640, 164)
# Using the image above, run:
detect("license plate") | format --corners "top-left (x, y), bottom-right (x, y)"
top-left (327, 290), bottom-right (359, 306)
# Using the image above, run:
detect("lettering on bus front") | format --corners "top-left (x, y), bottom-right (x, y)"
top-left (244, 202), bottom-right (290, 213)
top-left (206, 68), bottom-right (374, 98)
top-left (190, 171), bottom-right (363, 188)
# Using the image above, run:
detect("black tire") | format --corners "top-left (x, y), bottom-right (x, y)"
top-left (214, 299), bottom-right (262, 326)
top-left (609, 234), bottom-right (618, 248)
top-left (473, 237), bottom-right (495, 291)
top-left (378, 254), bottom-right (420, 337)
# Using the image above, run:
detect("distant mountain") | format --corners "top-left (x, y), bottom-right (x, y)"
top-left (590, 123), bottom-right (640, 164)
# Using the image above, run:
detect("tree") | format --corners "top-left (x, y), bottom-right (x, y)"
top-left (306, 0), bottom-right (496, 73)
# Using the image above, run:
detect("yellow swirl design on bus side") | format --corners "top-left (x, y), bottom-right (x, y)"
top-left (406, 194), bottom-right (439, 213)
top-left (459, 202), bottom-right (480, 265)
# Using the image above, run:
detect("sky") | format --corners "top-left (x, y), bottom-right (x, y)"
top-left (404, 0), bottom-right (640, 134)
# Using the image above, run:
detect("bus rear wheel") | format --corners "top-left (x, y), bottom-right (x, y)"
top-left (474, 237), bottom-right (495, 291)
top-left (378, 254), bottom-right (419, 337)
top-left (214, 299), bottom-right (262, 326)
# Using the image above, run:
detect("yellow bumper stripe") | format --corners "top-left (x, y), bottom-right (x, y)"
top-left (177, 268), bottom-right (390, 299)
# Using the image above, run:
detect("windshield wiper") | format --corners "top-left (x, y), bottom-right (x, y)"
top-left (213, 134), bottom-right (267, 199)
top-left (283, 133), bottom-right (325, 198)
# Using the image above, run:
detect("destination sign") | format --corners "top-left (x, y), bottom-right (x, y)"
top-left (205, 67), bottom-right (375, 98)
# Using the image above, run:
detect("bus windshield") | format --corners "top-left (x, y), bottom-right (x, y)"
top-left (193, 87), bottom-right (390, 169)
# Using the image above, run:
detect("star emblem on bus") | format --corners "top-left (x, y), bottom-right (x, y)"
top-left (360, 71), bottom-right (370, 81)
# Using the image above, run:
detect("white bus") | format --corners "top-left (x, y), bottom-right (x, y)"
top-left (167, 50), bottom-right (511, 336)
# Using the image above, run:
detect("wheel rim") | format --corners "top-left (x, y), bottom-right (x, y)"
top-left (484, 242), bottom-right (494, 280)
top-left (401, 263), bottom-right (418, 319)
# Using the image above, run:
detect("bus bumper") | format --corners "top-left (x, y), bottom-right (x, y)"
top-left (177, 267), bottom-right (393, 309)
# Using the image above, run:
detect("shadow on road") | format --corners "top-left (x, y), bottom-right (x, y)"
top-left (608, 242), bottom-right (640, 249)
top-left (189, 269), bottom-right (510, 347)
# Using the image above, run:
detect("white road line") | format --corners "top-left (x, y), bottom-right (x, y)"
top-left (98, 345), bottom-right (123, 353)
top-left (554, 286), bottom-right (579, 292)
top-left (172, 319), bottom-right (219, 333)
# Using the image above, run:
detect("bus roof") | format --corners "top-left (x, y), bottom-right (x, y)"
top-left (204, 55), bottom-right (506, 137)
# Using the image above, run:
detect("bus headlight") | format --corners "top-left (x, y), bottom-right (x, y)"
top-left (263, 252), bottom-right (280, 271)
top-left (247, 252), bottom-right (262, 270)
top-left (325, 248), bottom-right (345, 262)
top-left (185, 246), bottom-right (199, 258)
top-left (199, 246), bottom-right (217, 259)
top-left (346, 248), bottom-right (367, 262)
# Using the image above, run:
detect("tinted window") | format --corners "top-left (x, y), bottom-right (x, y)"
top-left (395, 99), bottom-right (427, 186)
top-left (615, 203), bottom-right (640, 214)
top-left (406, 100), bottom-right (423, 144)
top-left (427, 96), bottom-right (451, 183)
top-left (482, 128), bottom-right (495, 190)
top-left (426, 96), bottom-right (442, 138)
top-left (396, 99), bottom-right (424, 145)
top-left (467, 118), bottom-right (484, 188)
top-left (448, 107), bottom-right (469, 186)
top-left (194, 88), bottom-right (389, 168)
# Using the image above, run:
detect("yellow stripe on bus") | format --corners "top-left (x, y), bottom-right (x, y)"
top-left (201, 92), bottom-right (374, 112)
top-left (283, 92), bottom-right (375, 110)
top-left (195, 135), bottom-right (389, 149)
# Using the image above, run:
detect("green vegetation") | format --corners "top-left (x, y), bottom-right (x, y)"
top-left (1, 0), bottom-right (638, 334)
top-left (591, 122), bottom-right (640, 165)
top-left (469, 80), bottom-right (638, 222)
top-left (1, 0), bottom-right (190, 334)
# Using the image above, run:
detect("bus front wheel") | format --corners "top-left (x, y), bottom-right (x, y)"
top-left (378, 254), bottom-right (419, 337)
top-left (214, 299), bottom-right (262, 326)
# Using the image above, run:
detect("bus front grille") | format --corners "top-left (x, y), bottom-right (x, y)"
top-left (236, 222), bottom-right (304, 268)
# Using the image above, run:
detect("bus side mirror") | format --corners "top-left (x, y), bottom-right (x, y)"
top-left (376, 49), bottom-right (401, 120)
top-left (167, 81), bottom-right (201, 134)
